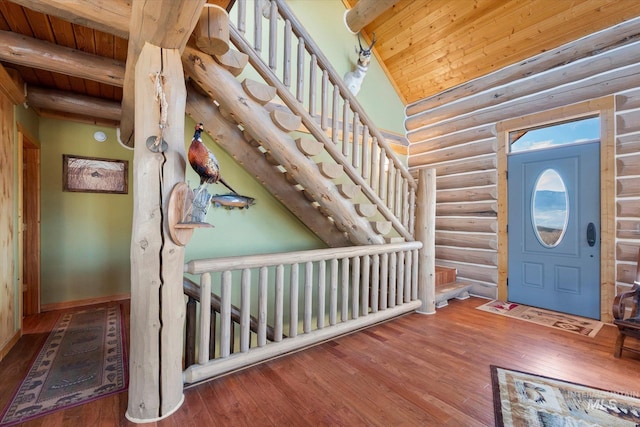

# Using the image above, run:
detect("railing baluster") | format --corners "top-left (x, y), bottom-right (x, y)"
top-left (341, 257), bottom-right (349, 322)
top-left (352, 111), bottom-right (360, 169)
top-left (289, 263), bottom-right (299, 337)
top-left (397, 251), bottom-right (405, 305)
top-left (361, 125), bottom-right (369, 178)
top-left (351, 255), bottom-right (360, 319)
top-left (198, 272), bottom-right (211, 363)
top-left (304, 261), bottom-right (313, 333)
top-left (389, 252), bottom-right (397, 308)
top-left (371, 254), bottom-right (379, 313)
top-left (404, 250), bottom-right (412, 303)
top-left (240, 268), bottom-right (251, 352)
top-left (268, 0), bottom-right (277, 70)
top-left (253, 0), bottom-right (262, 53)
top-left (342, 99), bottom-right (350, 156)
top-left (309, 55), bottom-right (317, 116)
top-left (329, 258), bottom-right (338, 325)
top-left (317, 259), bottom-right (326, 329)
top-left (332, 85), bottom-right (339, 143)
top-left (258, 266), bottom-right (268, 346)
top-left (220, 271), bottom-right (232, 358)
top-left (321, 70), bottom-right (329, 130)
top-left (361, 255), bottom-right (370, 316)
top-left (275, 264), bottom-right (284, 341)
top-left (283, 19), bottom-right (291, 87)
top-left (370, 137), bottom-right (378, 192)
top-left (236, 0), bottom-right (246, 34)
top-left (379, 150), bottom-right (387, 203)
top-left (380, 253), bottom-right (388, 310)
top-left (296, 38), bottom-right (305, 103)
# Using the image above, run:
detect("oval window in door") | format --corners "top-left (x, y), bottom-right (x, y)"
top-left (532, 169), bottom-right (568, 247)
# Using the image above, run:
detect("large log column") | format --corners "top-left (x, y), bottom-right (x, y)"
top-left (416, 168), bottom-right (436, 314)
top-left (127, 43), bottom-right (187, 423)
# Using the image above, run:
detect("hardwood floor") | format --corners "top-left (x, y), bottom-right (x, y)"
top-left (1, 297), bottom-right (639, 426)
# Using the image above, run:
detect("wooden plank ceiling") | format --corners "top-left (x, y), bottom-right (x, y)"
top-left (1, 0), bottom-right (640, 127)
top-left (345, 0), bottom-right (640, 105)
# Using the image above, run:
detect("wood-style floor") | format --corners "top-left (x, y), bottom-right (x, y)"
top-left (1, 297), bottom-right (639, 426)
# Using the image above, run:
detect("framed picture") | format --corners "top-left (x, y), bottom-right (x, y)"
top-left (63, 154), bottom-right (128, 194)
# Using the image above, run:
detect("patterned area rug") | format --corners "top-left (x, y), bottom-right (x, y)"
top-left (0, 305), bottom-right (127, 426)
top-left (476, 300), bottom-right (603, 337)
top-left (491, 366), bottom-right (640, 426)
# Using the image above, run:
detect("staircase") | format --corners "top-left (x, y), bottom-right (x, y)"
top-left (182, 0), bottom-right (416, 247)
top-left (435, 266), bottom-right (473, 308)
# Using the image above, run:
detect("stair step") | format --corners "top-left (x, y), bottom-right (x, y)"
top-left (337, 184), bottom-right (360, 199)
top-left (435, 266), bottom-right (457, 286)
top-left (355, 203), bottom-right (377, 217)
top-left (242, 79), bottom-right (276, 105)
top-left (271, 109), bottom-right (301, 132)
top-left (370, 221), bottom-right (391, 235)
top-left (195, 4), bottom-right (230, 56)
top-left (385, 236), bottom-right (405, 244)
top-left (296, 137), bottom-right (323, 156)
top-left (317, 162), bottom-right (343, 179)
top-left (435, 281), bottom-right (473, 309)
top-left (213, 48), bottom-right (248, 76)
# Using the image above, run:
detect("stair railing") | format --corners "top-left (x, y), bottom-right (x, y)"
top-left (182, 241), bottom-right (422, 384)
top-left (228, 0), bottom-right (417, 240)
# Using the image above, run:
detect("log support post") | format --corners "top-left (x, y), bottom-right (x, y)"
top-left (127, 42), bottom-right (187, 423)
top-left (416, 168), bottom-right (436, 314)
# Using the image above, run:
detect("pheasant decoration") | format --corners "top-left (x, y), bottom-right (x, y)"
top-left (188, 123), bottom-right (237, 193)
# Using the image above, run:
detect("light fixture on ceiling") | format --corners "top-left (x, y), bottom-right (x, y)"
top-left (93, 131), bottom-right (107, 142)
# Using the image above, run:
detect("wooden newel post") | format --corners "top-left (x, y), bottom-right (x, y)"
top-left (127, 43), bottom-right (187, 423)
top-left (416, 168), bottom-right (436, 314)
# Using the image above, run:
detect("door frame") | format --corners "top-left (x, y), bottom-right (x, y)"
top-left (496, 96), bottom-right (616, 322)
top-left (17, 124), bottom-right (41, 318)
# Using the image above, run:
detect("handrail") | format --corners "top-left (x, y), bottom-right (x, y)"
top-left (228, 0), bottom-right (417, 238)
top-left (185, 241), bottom-right (422, 275)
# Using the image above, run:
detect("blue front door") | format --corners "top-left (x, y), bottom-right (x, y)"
top-left (507, 141), bottom-right (600, 319)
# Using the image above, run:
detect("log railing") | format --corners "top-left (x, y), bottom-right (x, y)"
top-left (228, 0), bottom-right (417, 240)
top-left (182, 241), bottom-right (423, 384)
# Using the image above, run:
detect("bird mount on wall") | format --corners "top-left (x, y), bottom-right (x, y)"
top-left (168, 123), bottom-right (251, 246)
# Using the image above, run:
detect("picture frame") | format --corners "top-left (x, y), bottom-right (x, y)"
top-left (63, 154), bottom-right (128, 194)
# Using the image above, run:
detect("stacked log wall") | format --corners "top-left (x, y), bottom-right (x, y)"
top-left (405, 18), bottom-right (640, 300)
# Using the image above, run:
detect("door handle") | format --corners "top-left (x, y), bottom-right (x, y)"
top-left (587, 222), bottom-right (596, 247)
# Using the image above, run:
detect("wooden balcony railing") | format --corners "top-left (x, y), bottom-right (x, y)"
top-left (182, 241), bottom-right (423, 384)
top-left (228, 0), bottom-right (417, 241)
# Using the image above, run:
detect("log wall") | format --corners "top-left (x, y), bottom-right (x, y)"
top-left (405, 18), bottom-right (640, 315)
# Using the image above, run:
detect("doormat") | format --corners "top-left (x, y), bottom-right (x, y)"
top-left (0, 305), bottom-right (127, 426)
top-left (476, 300), bottom-right (603, 337)
top-left (491, 365), bottom-right (640, 426)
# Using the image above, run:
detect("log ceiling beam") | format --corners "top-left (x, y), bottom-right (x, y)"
top-left (0, 30), bottom-right (125, 87)
top-left (27, 86), bottom-right (122, 122)
top-left (7, 0), bottom-right (131, 40)
top-left (343, 0), bottom-right (400, 34)
top-left (118, 0), bottom-right (207, 148)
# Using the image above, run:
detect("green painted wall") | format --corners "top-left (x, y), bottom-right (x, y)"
top-left (39, 117), bottom-right (324, 305)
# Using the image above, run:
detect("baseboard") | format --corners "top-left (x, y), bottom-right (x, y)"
top-left (0, 329), bottom-right (22, 362)
top-left (41, 293), bottom-right (131, 312)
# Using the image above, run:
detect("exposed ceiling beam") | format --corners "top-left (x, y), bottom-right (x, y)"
top-left (0, 30), bottom-right (125, 87)
top-left (27, 86), bottom-right (122, 122)
top-left (344, 0), bottom-right (400, 34)
top-left (118, 0), bottom-right (207, 147)
top-left (7, 0), bottom-right (131, 39)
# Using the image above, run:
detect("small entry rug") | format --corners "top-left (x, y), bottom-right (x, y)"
top-left (491, 365), bottom-right (640, 426)
top-left (476, 300), bottom-right (603, 338)
top-left (0, 305), bottom-right (127, 426)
